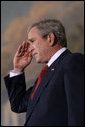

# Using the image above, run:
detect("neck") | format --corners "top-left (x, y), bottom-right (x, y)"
top-left (46, 45), bottom-right (63, 63)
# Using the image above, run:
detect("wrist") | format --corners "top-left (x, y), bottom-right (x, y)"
top-left (10, 70), bottom-right (24, 78)
top-left (14, 68), bottom-right (24, 73)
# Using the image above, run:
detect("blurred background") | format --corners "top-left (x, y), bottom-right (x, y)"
top-left (1, 1), bottom-right (84, 126)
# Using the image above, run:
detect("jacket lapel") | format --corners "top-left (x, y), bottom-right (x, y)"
top-left (26, 49), bottom-right (71, 122)
top-left (26, 66), bottom-right (55, 121)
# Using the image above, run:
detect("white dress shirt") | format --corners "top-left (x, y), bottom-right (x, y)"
top-left (47, 47), bottom-right (67, 67)
top-left (10, 47), bottom-right (67, 77)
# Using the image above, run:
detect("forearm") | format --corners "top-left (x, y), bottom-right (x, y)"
top-left (4, 73), bottom-right (32, 113)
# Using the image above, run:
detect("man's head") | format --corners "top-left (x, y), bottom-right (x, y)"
top-left (27, 19), bottom-right (67, 63)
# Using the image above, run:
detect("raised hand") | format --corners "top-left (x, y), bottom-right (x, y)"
top-left (13, 41), bottom-right (32, 73)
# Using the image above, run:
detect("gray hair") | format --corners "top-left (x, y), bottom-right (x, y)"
top-left (27, 19), bottom-right (67, 47)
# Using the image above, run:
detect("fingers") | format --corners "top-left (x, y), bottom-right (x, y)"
top-left (16, 41), bottom-right (31, 57)
top-left (23, 41), bottom-right (29, 52)
top-left (16, 45), bottom-right (23, 56)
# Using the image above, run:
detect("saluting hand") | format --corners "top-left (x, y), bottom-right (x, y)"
top-left (13, 41), bottom-right (32, 73)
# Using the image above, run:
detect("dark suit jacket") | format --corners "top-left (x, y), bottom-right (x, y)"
top-left (4, 49), bottom-right (84, 126)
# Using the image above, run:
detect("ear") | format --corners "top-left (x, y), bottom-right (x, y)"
top-left (47, 33), bottom-right (55, 46)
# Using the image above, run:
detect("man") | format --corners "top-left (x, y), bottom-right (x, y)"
top-left (4, 19), bottom-right (84, 126)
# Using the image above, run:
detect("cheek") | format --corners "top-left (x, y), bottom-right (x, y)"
top-left (36, 40), bottom-right (49, 56)
top-left (35, 42), bottom-right (42, 52)
top-left (39, 45), bottom-right (49, 57)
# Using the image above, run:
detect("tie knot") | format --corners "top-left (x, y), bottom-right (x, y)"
top-left (42, 65), bottom-right (48, 72)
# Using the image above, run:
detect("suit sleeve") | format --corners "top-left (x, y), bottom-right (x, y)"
top-left (4, 73), bottom-right (33, 113)
top-left (63, 53), bottom-right (84, 126)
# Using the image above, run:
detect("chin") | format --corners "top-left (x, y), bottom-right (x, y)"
top-left (35, 58), bottom-right (42, 63)
top-left (36, 59), bottom-right (46, 64)
top-left (36, 59), bottom-right (41, 63)
top-left (35, 56), bottom-right (46, 63)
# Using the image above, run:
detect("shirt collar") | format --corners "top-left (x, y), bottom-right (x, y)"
top-left (47, 47), bottom-right (67, 67)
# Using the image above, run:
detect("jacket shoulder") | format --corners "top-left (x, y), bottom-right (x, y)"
top-left (62, 52), bottom-right (84, 71)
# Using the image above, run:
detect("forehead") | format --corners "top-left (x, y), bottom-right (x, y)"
top-left (28, 27), bottom-right (40, 38)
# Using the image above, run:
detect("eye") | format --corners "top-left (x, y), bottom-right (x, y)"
top-left (30, 39), bottom-right (36, 43)
top-left (28, 38), bottom-right (35, 43)
top-left (31, 40), bottom-right (34, 43)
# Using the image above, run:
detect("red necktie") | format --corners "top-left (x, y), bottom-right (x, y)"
top-left (31, 65), bottom-right (48, 100)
